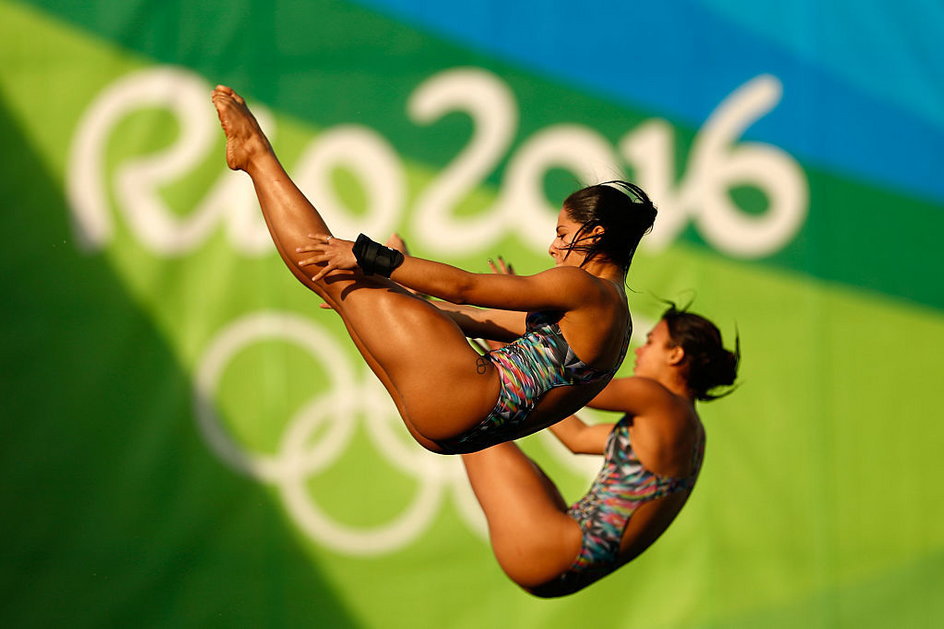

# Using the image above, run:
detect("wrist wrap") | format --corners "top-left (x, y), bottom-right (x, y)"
top-left (352, 233), bottom-right (405, 277)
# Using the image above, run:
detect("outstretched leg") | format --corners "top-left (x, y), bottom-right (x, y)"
top-left (461, 443), bottom-right (582, 589)
top-left (212, 85), bottom-right (331, 287)
top-left (212, 86), bottom-right (500, 447)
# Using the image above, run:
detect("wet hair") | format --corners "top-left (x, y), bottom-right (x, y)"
top-left (661, 304), bottom-right (740, 401)
top-left (560, 180), bottom-right (657, 270)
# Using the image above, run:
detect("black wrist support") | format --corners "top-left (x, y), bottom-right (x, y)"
top-left (352, 233), bottom-right (405, 277)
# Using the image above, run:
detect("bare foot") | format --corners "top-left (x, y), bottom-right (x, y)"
top-left (211, 85), bottom-right (272, 172)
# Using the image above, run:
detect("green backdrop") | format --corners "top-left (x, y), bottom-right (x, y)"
top-left (2, 1), bottom-right (942, 627)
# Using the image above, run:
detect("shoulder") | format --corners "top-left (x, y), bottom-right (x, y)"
top-left (534, 266), bottom-right (605, 289)
top-left (625, 381), bottom-right (702, 474)
top-left (533, 267), bottom-right (623, 311)
top-left (607, 376), bottom-right (675, 409)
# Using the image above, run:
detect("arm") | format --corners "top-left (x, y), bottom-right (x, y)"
top-left (392, 257), bottom-right (600, 312)
top-left (586, 377), bottom-right (666, 415)
top-left (548, 415), bottom-right (613, 455)
top-left (432, 254), bottom-right (526, 340)
top-left (296, 234), bottom-right (606, 313)
top-left (432, 303), bottom-right (526, 341)
top-left (313, 236), bottom-right (528, 339)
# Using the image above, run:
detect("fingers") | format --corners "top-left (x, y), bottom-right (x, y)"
top-left (312, 263), bottom-right (335, 283)
top-left (296, 233), bottom-right (355, 282)
top-left (296, 254), bottom-right (324, 267)
top-left (304, 233), bottom-right (337, 247)
top-left (384, 232), bottom-right (409, 255)
top-left (296, 233), bottom-right (331, 257)
top-left (487, 255), bottom-right (515, 275)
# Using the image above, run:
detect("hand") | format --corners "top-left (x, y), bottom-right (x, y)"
top-left (488, 255), bottom-right (515, 275)
top-left (384, 232), bottom-right (410, 255)
top-left (296, 234), bottom-right (357, 282)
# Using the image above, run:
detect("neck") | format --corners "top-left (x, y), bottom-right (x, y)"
top-left (578, 257), bottom-right (626, 285)
top-left (661, 371), bottom-right (696, 402)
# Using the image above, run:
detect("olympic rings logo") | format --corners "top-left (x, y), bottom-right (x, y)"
top-left (192, 311), bottom-right (490, 555)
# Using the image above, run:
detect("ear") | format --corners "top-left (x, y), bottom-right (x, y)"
top-left (588, 224), bottom-right (605, 239)
top-left (667, 345), bottom-right (685, 366)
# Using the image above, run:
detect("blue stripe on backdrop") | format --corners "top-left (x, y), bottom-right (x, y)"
top-left (701, 0), bottom-right (944, 130)
top-left (349, 0), bottom-right (944, 204)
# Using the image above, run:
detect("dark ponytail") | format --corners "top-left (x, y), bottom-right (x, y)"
top-left (662, 305), bottom-right (740, 401)
top-left (561, 180), bottom-right (657, 270)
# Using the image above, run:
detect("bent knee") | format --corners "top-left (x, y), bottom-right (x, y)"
top-left (492, 529), bottom-right (581, 589)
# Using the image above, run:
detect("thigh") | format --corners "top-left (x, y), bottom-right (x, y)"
top-left (327, 277), bottom-right (502, 442)
top-left (337, 315), bottom-right (446, 453)
top-left (461, 444), bottom-right (582, 587)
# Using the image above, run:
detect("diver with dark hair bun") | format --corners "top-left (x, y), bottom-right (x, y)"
top-left (460, 305), bottom-right (739, 596)
top-left (660, 305), bottom-right (740, 401)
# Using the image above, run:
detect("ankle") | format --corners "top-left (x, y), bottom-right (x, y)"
top-left (245, 147), bottom-right (282, 178)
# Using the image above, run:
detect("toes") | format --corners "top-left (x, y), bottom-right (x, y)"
top-left (219, 85), bottom-right (243, 104)
top-left (212, 86), bottom-right (239, 106)
top-left (210, 86), bottom-right (247, 109)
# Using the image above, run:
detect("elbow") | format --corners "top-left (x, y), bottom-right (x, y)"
top-left (446, 273), bottom-right (479, 305)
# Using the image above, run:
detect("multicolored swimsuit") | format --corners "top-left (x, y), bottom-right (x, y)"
top-left (437, 310), bottom-right (629, 454)
top-left (533, 415), bottom-right (705, 597)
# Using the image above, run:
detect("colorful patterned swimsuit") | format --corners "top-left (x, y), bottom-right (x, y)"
top-left (534, 415), bottom-right (705, 597)
top-left (437, 310), bottom-right (629, 454)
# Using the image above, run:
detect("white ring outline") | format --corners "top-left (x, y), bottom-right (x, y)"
top-left (193, 310), bottom-right (472, 554)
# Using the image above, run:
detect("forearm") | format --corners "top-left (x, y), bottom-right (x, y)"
top-left (548, 416), bottom-right (609, 455)
top-left (389, 257), bottom-right (491, 305)
top-left (323, 235), bottom-right (591, 314)
top-left (433, 303), bottom-right (525, 341)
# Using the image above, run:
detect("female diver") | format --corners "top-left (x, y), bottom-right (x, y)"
top-left (462, 306), bottom-right (739, 596)
top-left (212, 85), bottom-right (657, 454)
